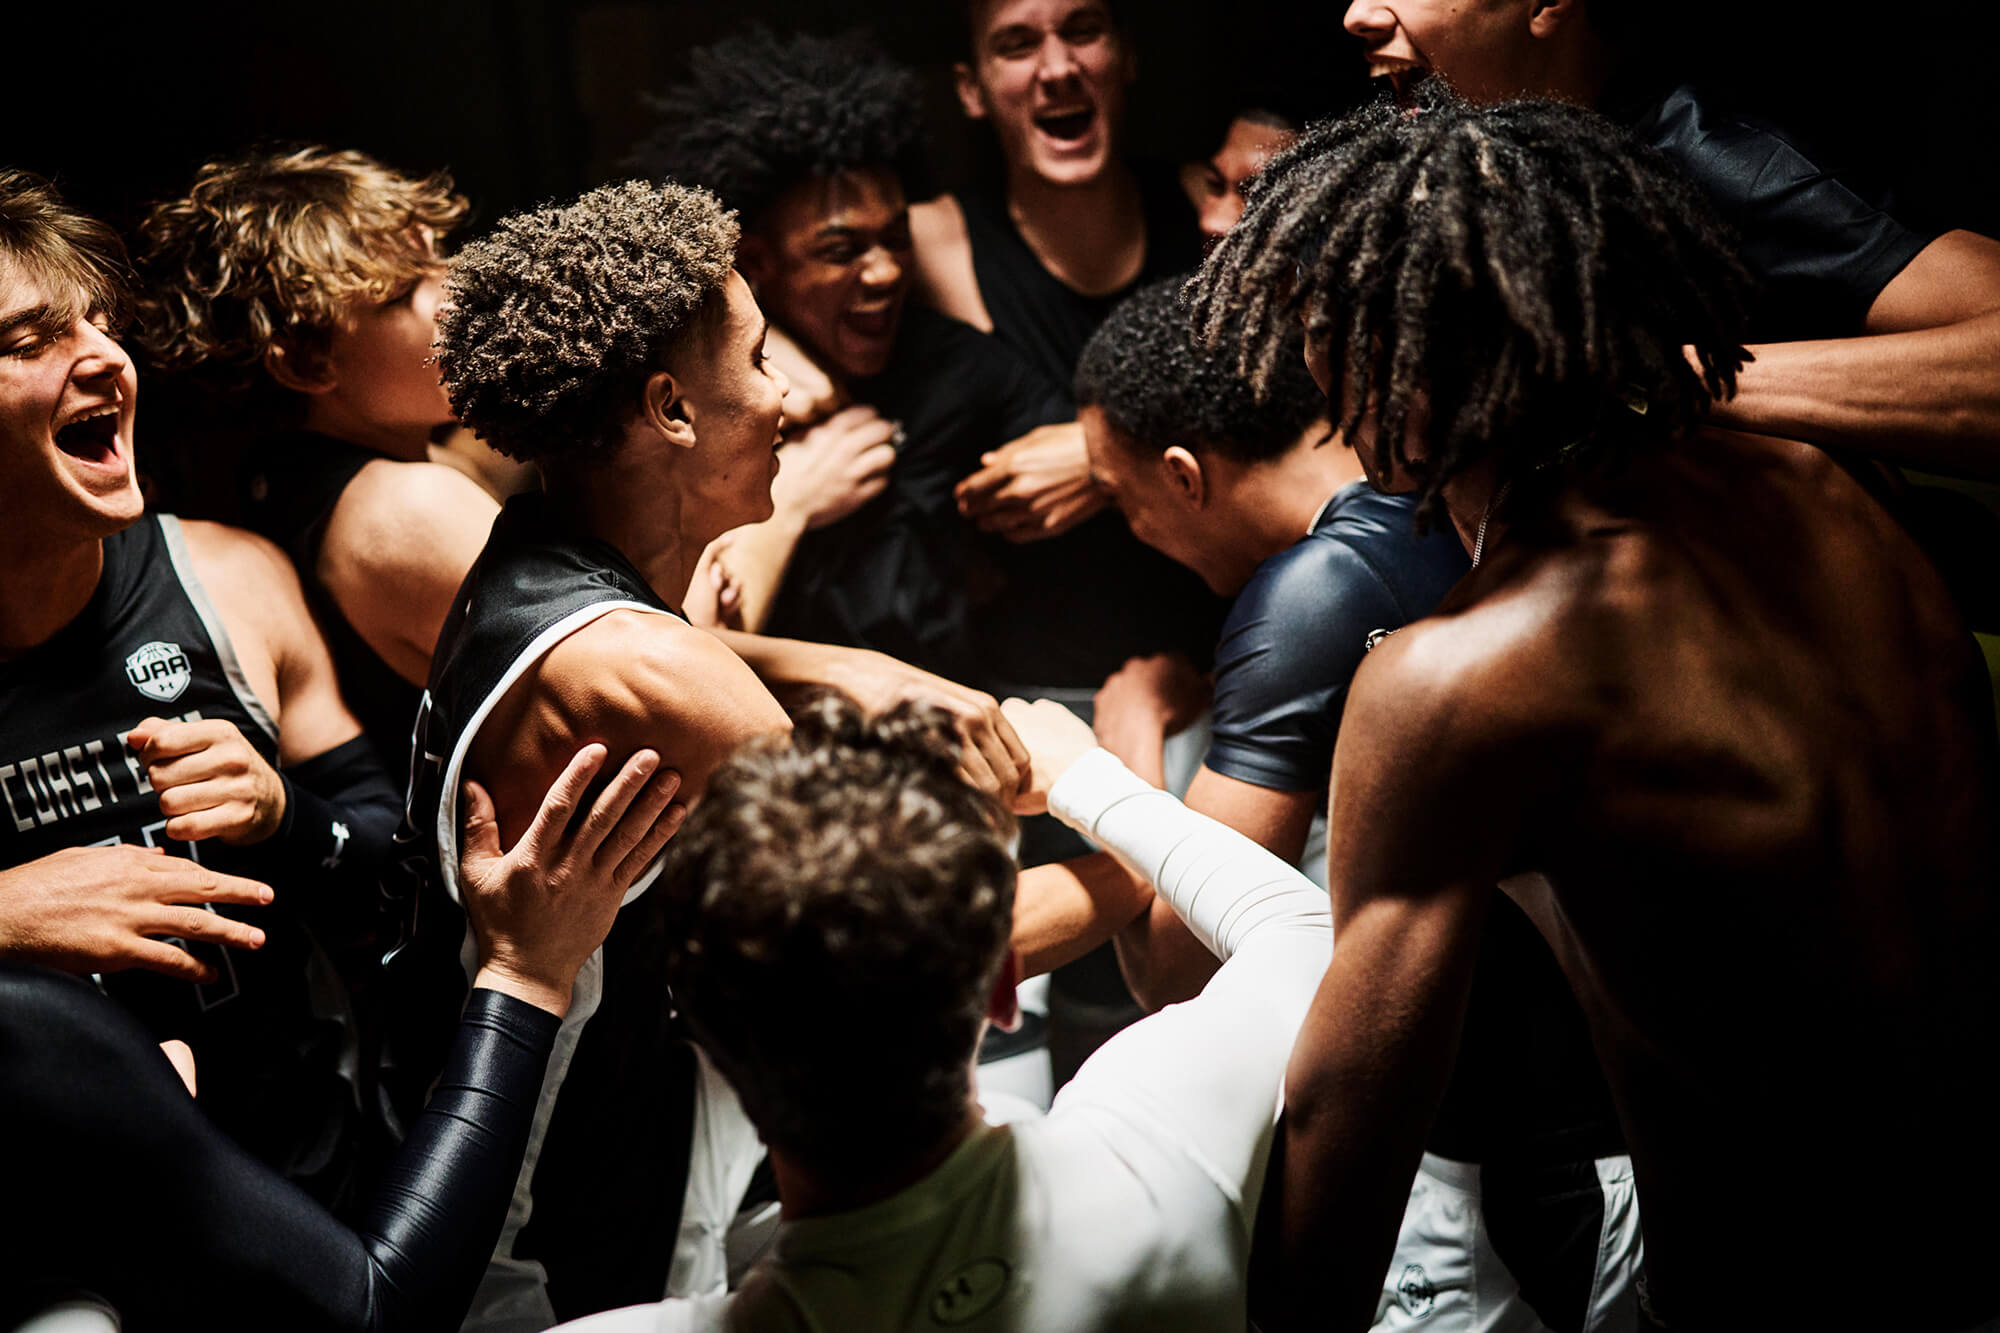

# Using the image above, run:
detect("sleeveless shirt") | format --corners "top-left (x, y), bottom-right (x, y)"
top-left (0, 514), bottom-right (353, 1182)
top-left (390, 492), bottom-right (702, 1321)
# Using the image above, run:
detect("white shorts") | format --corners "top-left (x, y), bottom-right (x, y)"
top-left (1372, 1153), bottom-right (1642, 1333)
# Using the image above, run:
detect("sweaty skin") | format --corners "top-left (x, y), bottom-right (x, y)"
top-left (1278, 428), bottom-right (2000, 1331)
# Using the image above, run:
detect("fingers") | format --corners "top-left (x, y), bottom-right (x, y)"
top-left (955, 461), bottom-right (1009, 509)
top-left (957, 731), bottom-right (1002, 798)
top-left (128, 718), bottom-right (230, 764)
top-left (122, 938), bottom-right (220, 985)
top-left (159, 1040), bottom-right (198, 1097)
top-left (573, 749), bottom-right (662, 859)
top-left (993, 707), bottom-right (1033, 798)
top-left (515, 744), bottom-right (609, 856)
top-left (138, 858), bottom-right (274, 908)
top-left (147, 904), bottom-right (267, 952)
top-left (616, 799), bottom-right (689, 887)
top-left (598, 764), bottom-right (685, 885)
top-left (460, 779), bottom-right (502, 867)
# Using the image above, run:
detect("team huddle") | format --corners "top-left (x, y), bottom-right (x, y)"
top-left (4, 1), bottom-right (1998, 1331)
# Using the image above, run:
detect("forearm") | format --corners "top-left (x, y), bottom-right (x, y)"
top-left (709, 512), bottom-right (809, 634)
top-left (1010, 851), bottom-right (1151, 978)
top-left (267, 737), bottom-right (402, 940)
top-left (352, 986), bottom-right (561, 1329)
top-left (1049, 748), bottom-right (1327, 962)
top-left (708, 628), bottom-right (846, 708)
top-left (1092, 706), bottom-right (1168, 788)
top-left (1712, 311), bottom-right (2000, 477)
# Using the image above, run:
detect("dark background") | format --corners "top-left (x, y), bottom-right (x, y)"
top-left (6, 0), bottom-right (1996, 243)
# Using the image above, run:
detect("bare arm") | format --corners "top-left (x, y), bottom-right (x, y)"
top-left (1269, 634), bottom-right (1543, 1333)
top-left (908, 195), bottom-right (994, 333)
top-left (1711, 230), bottom-right (2000, 477)
top-left (710, 628), bottom-right (1031, 806)
top-left (319, 460), bottom-right (502, 686)
top-left (470, 611), bottom-right (790, 845)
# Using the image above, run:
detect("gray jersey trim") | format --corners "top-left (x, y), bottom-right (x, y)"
top-left (156, 514), bottom-right (280, 746)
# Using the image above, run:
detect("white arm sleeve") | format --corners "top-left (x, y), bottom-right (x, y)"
top-left (1049, 747), bottom-right (1328, 962)
top-left (1044, 749), bottom-right (1331, 1219)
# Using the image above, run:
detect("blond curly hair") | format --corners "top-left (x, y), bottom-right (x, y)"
top-left (132, 146), bottom-right (467, 397)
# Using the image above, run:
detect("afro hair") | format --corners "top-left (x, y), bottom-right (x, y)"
top-left (435, 179), bottom-right (739, 463)
top-left (1075, 277), bottom-right (1324, 465)
top-left (628, 27), bottom-right (927, 229)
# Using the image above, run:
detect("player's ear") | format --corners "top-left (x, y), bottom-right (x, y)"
top-left (643, 371), bottom-right (697, 449)
top-left (262, 340), bottom-right (336, 396)
top-left (736, 237), bottom-right (773, 292)
top-left (1528, 0), bottom-right (1585, 39)
top-left (1161, 445), bottom-right (1207, 508)
top-left (954, 62), bottom-right (990, 121)
top-left (987, 950), bottom-right (1023, 1032)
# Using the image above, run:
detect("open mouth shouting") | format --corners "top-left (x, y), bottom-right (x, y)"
top-left (53, 401), bottom-right (125, 472)
top-left (1367, 55), bottom-right (1429, 108)
top-left (1033, 103), bottom-right (1099, 149)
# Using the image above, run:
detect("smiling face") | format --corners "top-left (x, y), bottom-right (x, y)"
top-left (958, 0), bottom-right (1134, 188)
top-left (1342, 0), bottom-right (1538, 105)
top-left (666, 271), bottom-right (791, 536)
top-left (742, 170), bottom-right (912, 382)
top-left (1081, 404), bottom-right (1235, 591)
top-left (0, 263), bottom-right (143, 542)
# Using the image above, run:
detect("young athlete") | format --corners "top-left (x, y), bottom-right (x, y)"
top-left (1192, 97), bottom-right (2000, 1331)
top-left (0, 168), bottom-right (403, 1199)
top-left (548, 691), bottom-right (1332, 1333)
top-left (1183, 109), bottom-right (1299, 248)
top-left (135, 146), bottom-right (1032, 794)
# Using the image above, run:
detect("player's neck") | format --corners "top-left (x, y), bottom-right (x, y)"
top-left (0, 533), bottom-right (104, 661)
top-left (1440, 461), bottom-right (1505, 562)
top-left (1005, 160), bottom-right (1145, 298)
top-left (543, 465), bottom-right (701, 614)
top-left (300, 396), bottom-right (434, 464)
top-left (1232, 420), bottom-right (1366, 558)
top-left (772, 1105), bottom-right (984, 1222)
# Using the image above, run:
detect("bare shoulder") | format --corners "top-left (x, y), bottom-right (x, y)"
top-left (174, 517), bottom-right (308, 612)
top-left (908, 194), bottom-right (993, 332)
top-left (325, 458), bottom-right (500, 575)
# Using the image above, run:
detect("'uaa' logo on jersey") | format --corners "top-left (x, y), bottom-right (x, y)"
top-left (125, 641), bottom-right (192, 703)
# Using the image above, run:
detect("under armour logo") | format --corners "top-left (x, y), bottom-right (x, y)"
top-left (1398, 1263), bottom-right (1436, 1318)
top-left (323, 820), bottom-right (350, 870)
top-left (930, 1257), bottom-right (1011, 1325)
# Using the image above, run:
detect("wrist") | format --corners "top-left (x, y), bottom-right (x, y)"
top-left (473, 963), bottom-right (573, 1019)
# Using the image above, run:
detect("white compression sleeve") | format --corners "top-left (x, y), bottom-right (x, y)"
top-left (1049, 748), bottom-right (1327, 962)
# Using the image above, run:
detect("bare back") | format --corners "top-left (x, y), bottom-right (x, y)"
top-left (1368, 429), bottom-right (2000, 1318)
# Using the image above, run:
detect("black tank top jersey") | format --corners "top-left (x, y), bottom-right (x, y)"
top-left (244, 431), bottom-right (425, 776)
top-left (0, 514), bottom-right (352, 1183)
top-left (958, 162), bottom-right (1205, 390)
top-left (389, 492), bottom-right (700, 1320)
top-left (954, 166), bottom-right (1225, 686)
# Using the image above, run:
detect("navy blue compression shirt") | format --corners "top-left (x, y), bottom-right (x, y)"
top-left (1205, 483), bottom-right (1468, 793)
top-left (0, 963), bottom-right (558, 1332)
top-left (1629, 83), bottom-right (1937, 341)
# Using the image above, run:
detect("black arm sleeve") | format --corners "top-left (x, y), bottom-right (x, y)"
top-left (0, 964), bottom-right (557, 1333)
top-left (264, 734), bottom-right (403, 949)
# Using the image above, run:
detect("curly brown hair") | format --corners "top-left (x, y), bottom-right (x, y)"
top-left (130, 147), bottom-right (466, 401)
top-left (434, 180), bottom-right (739, 462)
top-left (0, 169), bottom-right (132, 333)
top-left (660, 694), bottom-right (1017, 1169)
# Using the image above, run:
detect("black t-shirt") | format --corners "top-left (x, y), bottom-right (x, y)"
top-left (1629, 83), bottom-right (1937, 341)
top-left (244, 431), bottom-right (425, 777)
top-left (1207, 484), bottom-right (1469, 791)
top-left (764, 307), bottom-right (1068, 687)
top-left (0, 514), bottom-right (353, 1186)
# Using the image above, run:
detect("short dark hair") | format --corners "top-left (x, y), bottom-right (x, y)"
top-left (960, 0), bottom-right (1125, 58)
top-left (660, 695), bottom-right (1017, 1169)
top-left (435, 180), bottom-right (738, 463)
top-left (0, 169), bottom-right (131, 333)
top-left (628, 27), bottom-right (927, 230)
top-left (1189, 91), bottom-right (1752, 520)
top-left (1075, 278), bottom-right (1323, 464)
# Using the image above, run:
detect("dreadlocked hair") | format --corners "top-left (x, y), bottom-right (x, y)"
top-left (627, 26), bottom-right (927, 227)
top-left (1187, 90), bottom-right (1754, 523)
